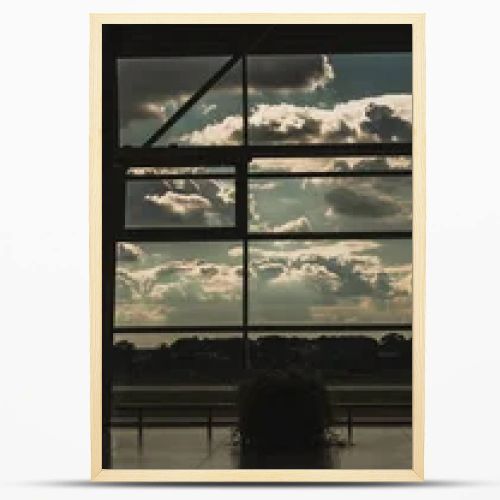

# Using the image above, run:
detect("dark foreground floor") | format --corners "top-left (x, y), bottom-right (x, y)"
top-left (110, 425), bottom-right (412, 469)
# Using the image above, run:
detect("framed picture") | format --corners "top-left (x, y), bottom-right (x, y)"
top-left (89, 13), bottom-right (425, 482)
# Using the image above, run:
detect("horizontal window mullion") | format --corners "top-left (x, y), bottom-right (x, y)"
top-left (115, 231), bottom-right (412, 241)
top-left (113, 323), bottom-right (412, 334)
top-left (115, 143), bottom-right (412, 166)
top-left (116, 228), bottom-right (244, 242)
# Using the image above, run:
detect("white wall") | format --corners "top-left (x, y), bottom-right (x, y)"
top-left (1, 1), bottom-right (499, 499)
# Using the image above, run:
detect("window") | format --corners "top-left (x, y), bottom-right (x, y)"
top-left (247, 54), bottom-right (412, 144)
top-left (248, 239), bottom-right (412, 324)
top-left (118, 57), bottom-right (243, 147)
top-left (112, 332), bottom-right (243, 385)
top-left (248, 330), bottom-right (412, 388)
top-left (102, 23), bottom-right (414, 470)
top-left (249, 174), bottom-right (412, 232)
top-left (124, 167), bottom-right (237, 228)
top-left (114, 241), bottom-right (243, 326)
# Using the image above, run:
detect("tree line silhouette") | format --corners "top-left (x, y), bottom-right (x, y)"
top-left (112, 333), bottom-right (411, 385)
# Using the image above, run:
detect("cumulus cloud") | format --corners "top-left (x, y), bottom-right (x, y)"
top-left (118, 57), bottom-right (226, 125)
top-left (270, 262), bottom-right (341, 295)
top-left (249, 176), bottom-right (411, 232)
top-left (116, 242), bottom-right (144, 262)
top-left (114, 303), bottom-right (172, 326)
top-left (194, 263), bottom-right (242, 300)
top-left (145, 191), bottom-right (212, 215)
top-left (330, 156), bottom-right (412, 172)
top-left (324, 187), bottom-right (401, 218)
top-left (133, 102), bottom-right (167, 121)
top-left (249, 241), bottom-right (412, 323)
top-left (273, 216), bottom-right (313, 233)
top-left (181, 94), bottom-right (412, 145)
top-left (115, 240), bottom-right (411, 325)
top-left (202, 103), bottom-right (217, 115)
top-left (116, 263), bottom-right (187, 299)
top-left (386, 264), bottom-right (413, 295)
top-left (250, 240), bottom-right (381, 263)
top-left (360, 103), bottom-right (412, 141)
top-left (228, 246), bottom-right (243, 258)
top-left (128, 166), bottom-right (234, 176)
top-left (184, 116), bottom-right (243, 146)
top-left (126, 178), bottom-right (235, 227)
top-left (119, 55), bottom-right (334, 126)
top-left (116, 259), bottom-right (242, 306)
top-left (248, 55), bottom-right (334, 93)
top-left (249, 156), bottom-right (412, 173)
top-left (319, 178), bottom-right (412, 226)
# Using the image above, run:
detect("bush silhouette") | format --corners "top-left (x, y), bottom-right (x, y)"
top-left (238, 369), bottom-right (331, 453)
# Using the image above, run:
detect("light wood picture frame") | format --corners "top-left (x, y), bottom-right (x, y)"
top-left (90, 13), bottom-right (425, 482)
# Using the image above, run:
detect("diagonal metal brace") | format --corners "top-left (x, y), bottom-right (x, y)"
top-left (142, 26), bottom-right (275, 148)
top-left (142, 55), bottom-right (241, 147)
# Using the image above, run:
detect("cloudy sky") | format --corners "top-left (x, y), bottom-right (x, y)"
top-left (123, 168), bottom-right (411, 232)
top-left (125, 178), bottom-right (236, 228)
top-left (115, 53), bottom-right (412, 333)
top-left (249, 176), bottom-right (411, 233)
top-left (115, 241), bottom-right (242, 326)
top-left (115, 239), bottom-right (411, 328)
top-left (247, 239), bottom-right (411, 324)
top-left (118, 53), bottom-right (412, 146)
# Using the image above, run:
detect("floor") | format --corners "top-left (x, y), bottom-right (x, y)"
top-left (111, 425), bottom-right (412, 469)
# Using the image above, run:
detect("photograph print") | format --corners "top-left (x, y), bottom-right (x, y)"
top-left (93, 18), bottom-right (424, 477)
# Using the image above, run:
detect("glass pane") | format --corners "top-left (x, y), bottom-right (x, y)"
top-left (249, 177), bottom-right (411, 232)
top-left (248, 331), bottom-right (411, 387)
top-left (112, 332), bottom-right (243, 385)
top-left (115, 242), bottom-right (243, 326)
top-left (157, 60), bottom-right (242, 146)
top-left (249, 157), bottom-right (412, 173)
top-left (127, 165), bottom-right (235, 176)
top-left (118, 56), bottom-right (232, 146)
top-left (247, 54), bottom-right (412, 144)
top-left (248, 239), bottom-right (412, 325)
top-left (125, 178), bottom-right (236, 228)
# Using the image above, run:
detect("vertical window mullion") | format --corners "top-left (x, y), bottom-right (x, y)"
top-left (241, 53), bottom-right (250, 369)
top-left (102, 32), bottom-right (118, 469)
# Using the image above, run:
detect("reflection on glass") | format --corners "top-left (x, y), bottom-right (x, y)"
top-left (248, 239), bottom-right (412, 325)
top-left (114, 242), bottom-right (243, 326)
top-left (249, 177), bottom-right (411, 232)
top-left (112, 332), bottom-right (243, 385)
top-left (127, 165), bottom-right (236, 176)
top-left (248, 54), bottom-right (412, 144)
top-left (249, 157), bottom-right (412, 173)
top-left (125, 179), bottom-right (236, 228)
top-left (118, 56), bottom-right (232, 146)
